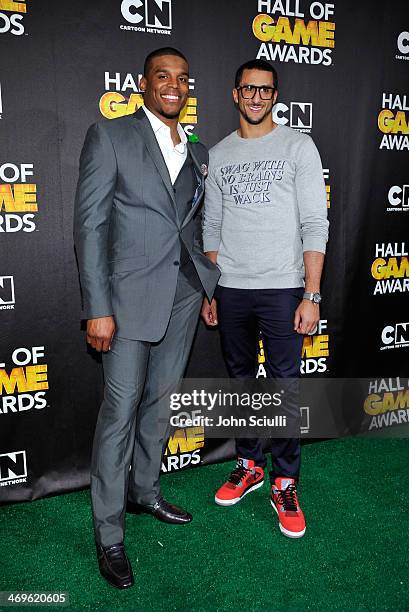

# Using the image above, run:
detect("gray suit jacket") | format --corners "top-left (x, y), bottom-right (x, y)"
top-left (74, 107), bottom-right (220, 342)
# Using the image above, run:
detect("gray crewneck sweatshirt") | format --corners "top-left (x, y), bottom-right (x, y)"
top-left (203, 125), bottom-right (329, 289)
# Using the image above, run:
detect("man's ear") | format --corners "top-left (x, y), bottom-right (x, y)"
top-left (232, 88), bottom-right (239, 104)
top-left (140, 76), bottom-right (147, 93)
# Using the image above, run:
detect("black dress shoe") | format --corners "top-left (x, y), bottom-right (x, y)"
top-left (138, 496), bottom-right (192, 524)
top-left (96, 542), bottom-right (134, 589)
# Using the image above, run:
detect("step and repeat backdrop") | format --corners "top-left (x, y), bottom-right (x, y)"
top-left (1, 0), bottom-right (408, 501)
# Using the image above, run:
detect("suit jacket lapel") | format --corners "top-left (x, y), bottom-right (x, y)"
top-left (182, 141), bottom-right (205, 228)
top-left (132, 108), bottom-right (177, 212)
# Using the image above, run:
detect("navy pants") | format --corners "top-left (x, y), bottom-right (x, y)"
top-left (216, 286), bottom-right (304, 484)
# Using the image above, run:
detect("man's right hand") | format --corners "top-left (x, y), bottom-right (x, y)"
top-left (87, 316), bottom-right (116, 352)
top-left (201, 298), bottom-right (218, 326)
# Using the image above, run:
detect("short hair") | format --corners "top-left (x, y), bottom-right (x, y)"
top-left (143, 47), bottom-right (188, 76)
top-left (234, 59), bottom-right (278, 90)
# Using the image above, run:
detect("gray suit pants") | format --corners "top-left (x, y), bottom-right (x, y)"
top-left (90, 265), bottom-right (203, 546)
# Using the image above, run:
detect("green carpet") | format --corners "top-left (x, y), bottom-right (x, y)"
top-left (1, 438), bottom-right (408, 612)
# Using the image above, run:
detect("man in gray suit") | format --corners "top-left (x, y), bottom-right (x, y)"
top-left (74, 47), bottom-right (219, 589)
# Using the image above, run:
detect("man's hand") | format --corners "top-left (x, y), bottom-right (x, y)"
top-left (201, 298), bottom-right (218, 326)
top-left (294, 301), bottom-right (319, 335)
top-left (87, 316), bottom-right (116, 352)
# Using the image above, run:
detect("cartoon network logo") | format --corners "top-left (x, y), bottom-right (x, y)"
top-left (0, 450), bottom-right (27, 484)
top-left (380, 322), bottom-right (409, 350)
top-left (0, 275), bottom-right (15, 309)
top-left (300, 406), bottom-right (310, 435)
top-left (396, 31), bottom-right (409, 61)
top-left (387, 185), bottom-right (409, 211)
top-left (120, 0), bottom-right (172, 34)
top-left (273, 101), bottom-right (312, 132)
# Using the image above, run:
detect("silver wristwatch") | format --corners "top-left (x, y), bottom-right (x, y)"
top-left (303, 292), bottom-right (322, 304)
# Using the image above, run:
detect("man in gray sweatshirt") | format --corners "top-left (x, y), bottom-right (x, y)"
top-left (201, 59), bottom-right (328, 539)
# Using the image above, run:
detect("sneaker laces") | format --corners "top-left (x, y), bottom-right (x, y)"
top-left (275, 484), bottom-right (298, 512)
top-left (228, 461), bottom-right (250, 486)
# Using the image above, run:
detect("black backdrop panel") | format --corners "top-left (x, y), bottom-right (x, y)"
top-left (0, 0), bottom-right (408, 501)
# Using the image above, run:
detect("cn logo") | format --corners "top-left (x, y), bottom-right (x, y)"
top-left (121, 0), bottom-right (172, 29)
top-left (300, 406), bottom-right (310, 435)
top-left (388, 185), bottom-right (409, 208)
top-left (381, 323), bottom-right (409, 347)
top-left (397, 31), bottom-right (409, 54)
top-left (0, 275), bottom-right (15, 305)
top-left (0, 451), bottom-right (27, 482)
top-left (273, 102), bottom-right (313, 130)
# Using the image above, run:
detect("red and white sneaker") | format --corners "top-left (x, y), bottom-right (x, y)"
top-left (215, 458), bottom-right (264, 506)
top-left (271, 477), bottom-right (306, 538)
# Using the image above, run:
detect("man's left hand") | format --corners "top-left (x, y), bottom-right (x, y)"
top-left (294, 301), bottom-right (319, 335)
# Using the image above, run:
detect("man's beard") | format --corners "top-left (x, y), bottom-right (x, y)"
top-left (239, 105), bottom-right (272, 125)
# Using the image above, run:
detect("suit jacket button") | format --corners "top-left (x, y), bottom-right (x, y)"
top-left (173, 261), bottom-right (180, 266)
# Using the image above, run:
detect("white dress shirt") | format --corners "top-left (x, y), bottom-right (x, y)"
top-left (142, 105), bottom-right (187, 185)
